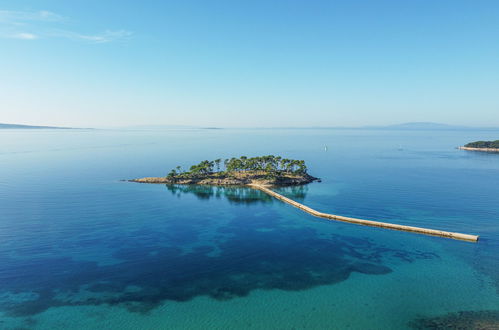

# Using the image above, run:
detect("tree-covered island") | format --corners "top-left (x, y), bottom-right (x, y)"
top-left (459, 140), bottom-right (499, 152)
top-left (464, 140), bottom-right (499, 148)
top-left (131, 155), bottom-right (319, 186)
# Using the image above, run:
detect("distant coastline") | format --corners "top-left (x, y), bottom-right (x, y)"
top-left (0, 123), bottom-right (77, 129)
top-left (459, 140), bottom-right (499, 153)
top-left (4, 121), bottom-right (498, 131)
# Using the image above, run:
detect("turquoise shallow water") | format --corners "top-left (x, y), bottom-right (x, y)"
top-left (0, 128), bottom-right (498, 329)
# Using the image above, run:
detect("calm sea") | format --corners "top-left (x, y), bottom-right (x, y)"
top-left (0, 128), bottom-right (498, 329)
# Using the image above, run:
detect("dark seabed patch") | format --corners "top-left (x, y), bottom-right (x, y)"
top-left (410, 310), bottom-right (499, 329)
top-left (0, 187), bottom-right (438, 319)
top-left (166, 184), bottom-right (310, 204)
top-left (166, 184), bottom-right (276, 204)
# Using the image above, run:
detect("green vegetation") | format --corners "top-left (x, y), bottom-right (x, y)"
top-left (166, 155), bottom-right (308, 179)
top-left (464, 140), bottom-right (499, 148)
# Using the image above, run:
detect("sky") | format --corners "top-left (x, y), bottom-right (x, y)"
top-left (1, 0), bottom-right (498, 128)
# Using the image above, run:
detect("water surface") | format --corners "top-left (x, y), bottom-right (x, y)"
top-left (0, 128), bottom-right (498, 329)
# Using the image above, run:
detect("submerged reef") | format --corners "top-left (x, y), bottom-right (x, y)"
top-left (0, 187), bottom-right (439, 318)
top-left (410, 310), bottom-right (499, 329)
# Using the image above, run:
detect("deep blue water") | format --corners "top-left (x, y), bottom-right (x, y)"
top-left (0, 128), bottom-right (498, 329)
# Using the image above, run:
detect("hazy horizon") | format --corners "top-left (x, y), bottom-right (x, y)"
top-left (3, 120), bottom-right (499, 130)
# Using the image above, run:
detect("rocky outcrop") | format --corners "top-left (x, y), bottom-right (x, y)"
top-left (410, 310), bottom-right (499, 329)
top-left (130, 172), bottom-right (318, 187)
top-left (459, 146), bottom-right (499, 153)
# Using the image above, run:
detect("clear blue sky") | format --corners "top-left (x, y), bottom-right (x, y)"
top-left (1, 0), bottom-right (498, 127)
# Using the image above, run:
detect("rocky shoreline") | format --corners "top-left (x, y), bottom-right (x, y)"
top-left (130, 171), bottom-right (319, 187)
top-left (458, 146), bottom-right (499, 153)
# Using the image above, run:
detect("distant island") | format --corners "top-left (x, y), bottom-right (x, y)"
top-left (121, 124), bottom-right (223, 130)
top-left (131, 155), bottom-right (318, 186)
top-left (0, 123), bottom-right (73, 129)
top-left (459, 140), bottom-right (499, 152)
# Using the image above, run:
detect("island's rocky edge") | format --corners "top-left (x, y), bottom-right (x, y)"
top-left (130, 156), bottom-right (319, 187)
top-left (459, 140), bottom-right (499, 152)
top-left (458, 146), bottom-right (499, 153)
top-left (130, 171), bottom-right (319, 187)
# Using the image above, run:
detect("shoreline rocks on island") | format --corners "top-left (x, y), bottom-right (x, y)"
top-left (130, 171), bottom-right (319, 187)
top-left (458, 146), bottom-right (499, 153)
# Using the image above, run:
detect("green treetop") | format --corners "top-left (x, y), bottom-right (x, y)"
top-left (166, 155), bottom-right (309, 178)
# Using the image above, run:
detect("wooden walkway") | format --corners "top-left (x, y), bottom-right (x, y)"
top-left (250, 184), bottom-right (479, 242)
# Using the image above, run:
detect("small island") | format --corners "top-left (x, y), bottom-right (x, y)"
top-left (459, 140), bottom-right (499, 153)
top-left (129, 155), bottom-right (478, 242)
top-left (131, 155), bottom-right (318, 186)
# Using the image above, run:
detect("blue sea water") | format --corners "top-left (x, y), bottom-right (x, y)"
top-left (0, 128), bottom-right (498, 329)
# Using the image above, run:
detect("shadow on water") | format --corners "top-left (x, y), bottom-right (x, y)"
top-left (0, 186), bottom-right (439, 319)
top-left (166, 184), bottom-right (309, 204)
top-left (166, 184), bottom-right (274, 204)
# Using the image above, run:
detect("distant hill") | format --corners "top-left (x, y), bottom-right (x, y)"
top-left (386, 122), bottom-right (466, 130)
top-left (0, 123), bottom-right (73, 129)
top-left (362, 122), bottom-right (498, 130)
top-left (120, 125), bottom-right (222, 130)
